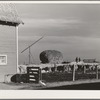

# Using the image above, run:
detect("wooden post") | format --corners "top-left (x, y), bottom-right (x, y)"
top-left (54, 63), bottom-right (57, 72)
top-left (83, 65), bottom-right (86, 74)
top-left (39, 68), bottom-right (42, 81)
top-left (68, 65), bottom-right (70, 72)
top-left (49, 67), bottom-right (51, 72)
top-left (72, 64), bottom-right (76, 81)
top-left (27, 67), bottom-right (29, 83)
top-left (96, 65), bottom-right (98, 79)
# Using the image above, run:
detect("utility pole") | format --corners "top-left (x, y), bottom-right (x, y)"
top-left (29, 47), bottom-right (31, 64)
top-left (21, 35), bottom-right (45, 65)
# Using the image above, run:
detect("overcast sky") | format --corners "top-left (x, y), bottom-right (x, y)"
top-left (16, 4), bottom-right (100, 64)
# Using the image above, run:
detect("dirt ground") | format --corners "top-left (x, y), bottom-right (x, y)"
top-left (1, 79), bottom-right (100, 90)
top-left (0, 82), bottom-right (43, 90)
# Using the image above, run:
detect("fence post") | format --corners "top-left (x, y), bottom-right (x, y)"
top-left (39, 68), bottom-right (42, 81)
top-left (96, 65), bottom-right (98, 79)
top-left (83, 65), bottom-right (86, 74)
top-left (72, 64), bottom-right (76, 81)
top-left (49, 67), bottom-right (51, 72)
top-left (54, 63), bottom-right (57, 72)
top-left (27, 67), bottom-right (29, 83)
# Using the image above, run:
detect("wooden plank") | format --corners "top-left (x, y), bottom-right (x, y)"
top-left (29, 70), bottom-right (39, 72)
top-left (29, 74), bottom-right (39, 78)
top-left (28, 73), bottom-right (39, 75)
top-left (27, 67), bottom-right (40, 69)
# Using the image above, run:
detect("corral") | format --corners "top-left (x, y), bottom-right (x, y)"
top-left (15, 61), bottom-right (100, 84)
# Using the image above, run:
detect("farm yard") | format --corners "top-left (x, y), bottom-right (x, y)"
top-left (1, 57), bottom-right (99, 90)
top-left (1, 66), bottom-right (100, 90)
top-left (1, 3), bottom-right (100, 91)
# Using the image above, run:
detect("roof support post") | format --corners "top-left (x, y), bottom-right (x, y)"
top-left (16, 26), bottom-right (18, 73)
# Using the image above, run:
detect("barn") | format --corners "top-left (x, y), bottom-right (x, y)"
top-left (0, 4), bottom-right (23, 82)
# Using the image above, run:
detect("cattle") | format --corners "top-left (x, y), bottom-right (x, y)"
top-left (98, 65), bottom-right (100, 70)
top-left (51, 67), bottom-right (56, 72)
top-left (18, 65), bottom-right (27, 74)
top-left (57, 66), bottom-right (65, 72)
top-left (77, 65), bottom-right (84, 71)
top-left (69, 65), bottom-right (78, 71)
top-left (42, 67), bottom-right (49, 73)
top-left (89, 65), bottom-right (96, 70)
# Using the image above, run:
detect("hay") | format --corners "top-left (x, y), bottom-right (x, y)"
top-left (40, 50), bottom-right (63, 64)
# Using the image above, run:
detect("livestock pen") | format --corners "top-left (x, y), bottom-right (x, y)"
top-left (10, 62), bottom-right (100, 83)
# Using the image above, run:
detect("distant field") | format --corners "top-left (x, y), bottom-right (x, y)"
top-left (42, 71), bottom-right (100, 82)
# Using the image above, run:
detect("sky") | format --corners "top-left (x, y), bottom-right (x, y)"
top-left (16, 4), bottom-right (100, 64)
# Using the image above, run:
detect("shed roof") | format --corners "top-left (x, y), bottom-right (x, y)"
top-left (0, 3), bottom-right (23, 26)
top-left (83, 59), bottom-right (96, 63)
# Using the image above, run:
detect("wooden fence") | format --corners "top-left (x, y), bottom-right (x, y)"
top-left (72, 64), bottom-right (99, 81)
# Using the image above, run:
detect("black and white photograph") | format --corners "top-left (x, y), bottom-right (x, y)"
top-left (1, 2), bottom-right (100, 92)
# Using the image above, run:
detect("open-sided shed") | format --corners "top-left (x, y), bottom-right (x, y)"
top-left (0, 3), bottom-right (23, 82)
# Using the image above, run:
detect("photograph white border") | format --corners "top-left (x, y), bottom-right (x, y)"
top-left (0, 1), bottom-right (100, 99)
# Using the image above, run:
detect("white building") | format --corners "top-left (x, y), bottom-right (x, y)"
top-left (0, 4), bottom-right (23, 82)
